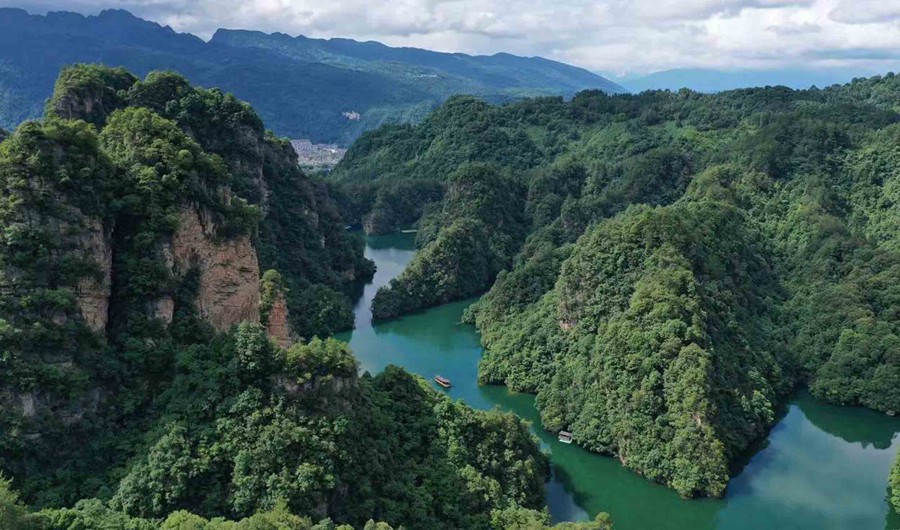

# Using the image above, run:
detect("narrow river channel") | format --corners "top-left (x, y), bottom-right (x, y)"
top-left (336, 233), bottom-right (900, 530)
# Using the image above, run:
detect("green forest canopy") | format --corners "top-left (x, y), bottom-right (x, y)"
top-left (330, 74), bottom-right (900, 496)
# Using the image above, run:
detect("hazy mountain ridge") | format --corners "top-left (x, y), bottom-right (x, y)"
top-left (213, 29), bottom-right (621, 95)
top-left (0, 7), bottom-right (623, 145)
top-left (617, 67), bottom-right (889, 93)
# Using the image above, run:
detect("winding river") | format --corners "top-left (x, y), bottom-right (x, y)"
top-left (337, 233), bottom-right (900, 530)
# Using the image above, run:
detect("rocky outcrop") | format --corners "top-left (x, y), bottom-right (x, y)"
top-left (2, 386), bottom-right (102, 427)
top-left (48, 66), bottom-right (137, 126)
top-left (164, 206), bottom-right (261, 331)
top-left (74, 218), bottom-right (112, 333)
top-left (363, 209), bottom-right (396, 235)
top-left (152, 296), bottom-right (175, 326)
top-left (14, 201), bottom-right (112, 333)
top-left (273, 371), bottom-right (358, 414)
top-left (265, 293), bottom-right (294, 348)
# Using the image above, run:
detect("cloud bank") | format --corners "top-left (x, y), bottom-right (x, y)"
top-left (4, 0), bottom-right (900, 75)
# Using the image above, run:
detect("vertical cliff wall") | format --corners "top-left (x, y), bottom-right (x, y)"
top-left (166, 206), bottom-right (260, 331)
top-left (75, 217), bottom-right (113, 332)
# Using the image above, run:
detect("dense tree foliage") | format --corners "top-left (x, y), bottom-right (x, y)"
top-left (340, 179), bottom-right (445, 235)
top-left (92, 326), bottom-right (549, 528)
top-left (1, 472), bottom-right (613, 529)
top-left (337, 73), bottom-right (900, 495)
top-left (0, 66), bottom-right (577, 529)
top-left (0, 118), bottom-right (114, 403)
top-left (371, 164), bottom-right (527, 319)
top-left (491, 508), bottom-right (613, 530)
top-left (892, 452), bottom-right (900, 513)
top-left (479, 200), bottom-right (787, 497)
top-left (0, 8), bottom-right (621, 144)
top-left (0, 323), bottom-right (556, 527)
top-left (0, 471), bottom-right (386, 529)
top-left (333, 97), bottom-right (542, 231)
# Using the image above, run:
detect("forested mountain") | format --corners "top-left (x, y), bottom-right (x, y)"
top-left (371, 163), bottom-right (528, 320)
top-left (0, 65), bottom-right (619, 530)
top-left (214, 30), bottom-right (620, 96)
top-left (330, 74), bottom-right (900, 496)
top-left (0, 8), bottom-right (623, 145)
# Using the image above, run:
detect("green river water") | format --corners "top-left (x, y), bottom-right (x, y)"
top-left (336, 233), bottom-right (900, 530)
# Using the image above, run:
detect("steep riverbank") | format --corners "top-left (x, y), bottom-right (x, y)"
top-left (337, 233), bottom-right (900, 530)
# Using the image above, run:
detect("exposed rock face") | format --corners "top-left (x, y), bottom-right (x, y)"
top-left (363, 209), bottom-right (395, 235)
top-left (266, 293), bottom-right (294, 348)
top-left (340, 268), bottom-right (360, 283)
top-left (274, 373), bottom-right (355, 399)
top-left (10, 209), bottom-right (111, 333)
top-left (54, 94), bottom-right (97, 122)
top-left (74, 218), bottom-right (112, 332)
top-left (167, 206), bottom-right (261, 331)
top-left (1, 386), bottom-right (102, 427)
top-left (11, 200), bottom-right (113, 333)
top-left (152, 297), bottom-right (176, 326)
top-left (48, 66), bottom-right (137, 126)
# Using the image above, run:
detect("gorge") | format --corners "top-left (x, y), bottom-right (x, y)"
top-left (3, 50), bottom-right (900, 530)
top-left (344, 232), bottom-right (900, 530)
top-left (330, 77), bottom-right (900, 502)
top-left (0, 66), bottom-right (585, 530)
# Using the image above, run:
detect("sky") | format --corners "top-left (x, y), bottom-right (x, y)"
top-left (5, 0), bottom-right (900, 76)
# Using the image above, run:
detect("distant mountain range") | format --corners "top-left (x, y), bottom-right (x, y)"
top-left (615, 67), bottom-right (891, 93)
top-left (0, 8), bottom-right (624, 144)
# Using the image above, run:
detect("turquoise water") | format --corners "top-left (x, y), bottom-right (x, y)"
top-left (337, 233), bottom-right (900, 530)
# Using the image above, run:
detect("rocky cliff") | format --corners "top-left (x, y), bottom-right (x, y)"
top-left (265, 292), bottom-right (294, 348)
top-left (0, 118), bottom-right (114, 430)
top-left (74, 217), bottom-right (113, 333)
top-left (120, 69), bottom-right (374, 337)
top-left (164, 206), bottom-right (260, 331)
top-left (48, 65), bottom-right (138, 126)
top-left (0, 65), bottom-right (371, 436)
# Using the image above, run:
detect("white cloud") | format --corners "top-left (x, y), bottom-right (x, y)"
top-left (4, 0), bottom-right (900, 75)
top-left (829, 0), bottom-right (900, 24)
top-left (767, 21), bottom-right (822, 34)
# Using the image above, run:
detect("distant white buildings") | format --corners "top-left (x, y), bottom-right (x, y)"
top-left (290, 139), bottom-right (347, 170)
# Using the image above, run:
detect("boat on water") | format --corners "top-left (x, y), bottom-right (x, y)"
top-left (558, 431), bottom-right (573, 444)
top-left (434, 375), bottom-right (452, 388)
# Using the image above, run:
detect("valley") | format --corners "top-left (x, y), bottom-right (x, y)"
top-left (328, 73), bottom-right (900, 513)
top-left (1, 3), bottom-right (900, 527)
top-left (345, 232), bottom-right (900, 530)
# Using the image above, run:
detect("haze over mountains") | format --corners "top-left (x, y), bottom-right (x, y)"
top-left (0, 7), bottom-right (624, 144)
top-left (615, 66), bottom-right (892, 93)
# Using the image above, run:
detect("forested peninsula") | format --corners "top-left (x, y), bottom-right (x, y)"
top-left (331, 77), bottom-right (900, 497)
top-left (0, 65), bottom-right (620, 530)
